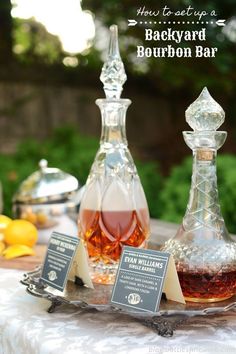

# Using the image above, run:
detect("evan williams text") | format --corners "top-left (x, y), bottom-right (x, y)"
top-left (137, 28), bottom-right (218, 58)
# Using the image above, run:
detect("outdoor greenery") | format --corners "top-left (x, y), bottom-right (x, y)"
top-left (0, 126), bottom-right (162, 220)
top-left (83, 0), bottom-right (236, 93)
top-left (0, 1), bottom-right (235, 95)
top-left (1, 127), bottom-right (236, 234)
top-left (0, 126), bottom-right (97, 217)
top-left (13, 18), bottom-right (63, 65)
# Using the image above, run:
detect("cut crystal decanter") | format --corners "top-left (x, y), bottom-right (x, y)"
top-left (78, 25), bottom-right (150, 285)
top-left (162, 87), bottom-right (236, 302)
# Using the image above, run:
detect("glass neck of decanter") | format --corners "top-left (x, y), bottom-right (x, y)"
top-left (96, 99), bottom-right (131, 147)
top-left (183, 130), bottom-right (227, 218)
top-left (181, 130), bottom-right (229, 240)
top-left (187, 149), bottom-right (219, 212)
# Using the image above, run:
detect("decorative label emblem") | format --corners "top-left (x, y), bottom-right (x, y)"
top-left (128, 293), bottom-right (141, 305)
top-left (48, 270), bottom-right (57, 281)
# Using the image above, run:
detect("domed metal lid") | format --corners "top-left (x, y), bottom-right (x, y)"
top-left (13, 159), bottom-right (79, 203)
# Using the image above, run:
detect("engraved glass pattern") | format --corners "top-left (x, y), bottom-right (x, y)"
top-left (162, 88), bottom-right (236, 303)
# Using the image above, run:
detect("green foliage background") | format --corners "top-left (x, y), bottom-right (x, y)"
top-left (1, 127), bottom-right (236, 234)
top-left (83, 0), bottom-right (236, 93)
top-left (0, 126), bottom-right (162, 221)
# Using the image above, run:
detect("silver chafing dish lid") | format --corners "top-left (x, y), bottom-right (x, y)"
top-left (13, 159), bottom-right (79, 203)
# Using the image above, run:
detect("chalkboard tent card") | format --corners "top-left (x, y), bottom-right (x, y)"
top-left (111, 246), bottom-right (185, 313)
top-left (41, 231), bottom-right (93, 292)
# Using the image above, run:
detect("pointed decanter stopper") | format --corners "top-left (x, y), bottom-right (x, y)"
top-left (100, 24), bottom-right (127, 99)
top-left (185, 87), bottom-right (225, 131)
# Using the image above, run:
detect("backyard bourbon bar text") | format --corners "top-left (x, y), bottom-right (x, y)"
top-left (133, 6), bottom-right (221, 58)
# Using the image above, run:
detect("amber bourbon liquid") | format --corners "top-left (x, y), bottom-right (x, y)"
top-left (80, 209), bottom-right (149, 284)
top-left (178, 269), bottom-right (236, 302)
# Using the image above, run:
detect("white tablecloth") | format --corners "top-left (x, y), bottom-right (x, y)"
top-left (0, 268), bottom-right (236, 354)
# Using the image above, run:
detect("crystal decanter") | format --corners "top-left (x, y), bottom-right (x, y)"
top-left (78, 25), bottom-right (150, 285)
top-left (162, 87), bottom-right (236, 302)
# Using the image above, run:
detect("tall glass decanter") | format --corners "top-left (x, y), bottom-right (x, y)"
top-left (78, 25), bottom-right (150, 285)
top-left (162, 87), bottom-right (236, 302)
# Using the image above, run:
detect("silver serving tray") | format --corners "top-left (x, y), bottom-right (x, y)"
top-left (21, 267), bottom-right (236, 337)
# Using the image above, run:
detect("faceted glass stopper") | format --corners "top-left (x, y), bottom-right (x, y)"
top-left (100, 24), bottom-right (127, 99)
top-left (185, 87), bottom-right (225, 131)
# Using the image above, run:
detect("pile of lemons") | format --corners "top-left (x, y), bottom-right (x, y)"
top-left (0, 215), bottom-right (38, 259)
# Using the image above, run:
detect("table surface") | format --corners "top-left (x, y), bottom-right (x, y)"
top-left (0, 219), bottom-right (236, 354)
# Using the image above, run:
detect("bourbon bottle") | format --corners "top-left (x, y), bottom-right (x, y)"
top-left (162, 88), bottom-right (236, 302)
top-left (78, 25), bottom-right (150, 284)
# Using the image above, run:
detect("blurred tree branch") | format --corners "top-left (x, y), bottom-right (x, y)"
top-left (0, 0), bottom-right (13, 63)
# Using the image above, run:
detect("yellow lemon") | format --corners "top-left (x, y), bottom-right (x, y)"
top-left (36, 212), bottom-right (47, 226)
top-left (0, 215), bottom-right (12, 241)
top-left (4, 219), bottom-right (38, 247)
top-left (0, 241), bottom-right (5, 255)
top-left (21, 211), bottom-right (37, 225)
top-left (3, 244), bottom-right (35, 259)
